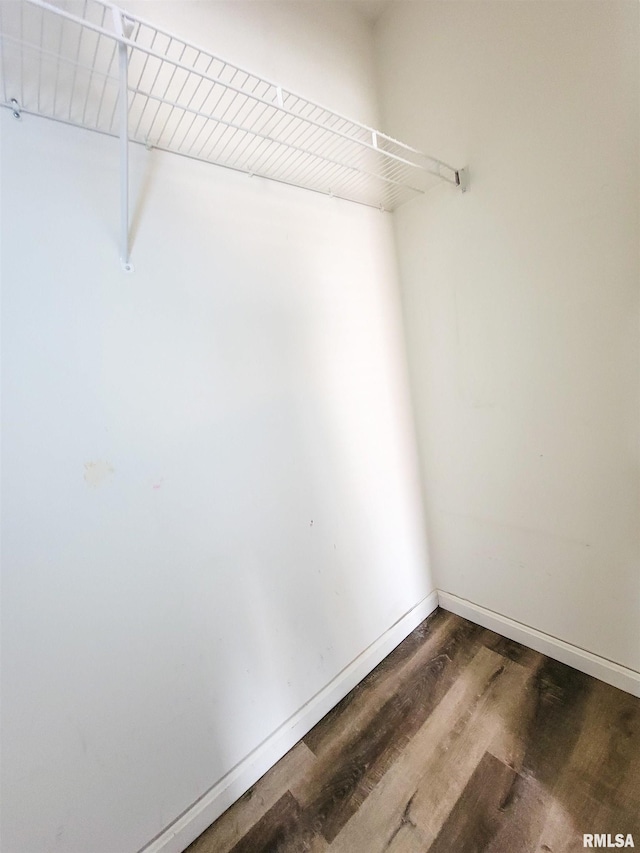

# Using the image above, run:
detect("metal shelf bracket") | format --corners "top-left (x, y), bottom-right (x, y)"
top-left (111, 7), bottom-right (135, 272)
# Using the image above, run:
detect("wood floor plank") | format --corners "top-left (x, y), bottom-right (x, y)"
top-left (427, 751), bottom-right (518, 853)
top-left (532, 678), bottom-right (640, 853)
top-left (326, 645), bottom-right (506, 853)
top-left (521, 657), bottom-right (592, 783)
top-left (485, 651), bottom-right (542, 771)
top-left (292, 615), bottom-right (487, 842)
top-left (479, 628), bottom-right (544, 669)
top-left (185, 742), bottom-right (316, 853)
top-left (403, 654), bottom-right (538, 849)
top-left (481, 657), bottom-right (597, 853)
top-left (573, 681), bottom-right (640, 831)
top-left (225, 791), bottom-right (327, 853)
top-left (480, 773), bottom-right (551, 853)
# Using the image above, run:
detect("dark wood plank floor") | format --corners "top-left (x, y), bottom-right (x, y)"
top-left (186, 609), bottom-right (640, 853)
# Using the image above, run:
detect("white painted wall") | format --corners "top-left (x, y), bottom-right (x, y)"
top-left (0, 4), bottom-right (433, 851)
top-left (376, 1), bottom-right (640, 672)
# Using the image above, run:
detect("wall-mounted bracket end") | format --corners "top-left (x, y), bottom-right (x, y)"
top-left (111, 7), bottom-right (135, 39)
top-left (455, 168), bottom-right (469, 193)
top-left (10, 98), bottom-right (21, 119)
top-left (121, 258), bottom-right (134, 273)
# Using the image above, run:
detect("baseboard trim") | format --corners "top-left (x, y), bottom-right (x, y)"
top-left (139, 590), bottom-right (439, 853)
top-left (437, 590), bottom-right (640, 698)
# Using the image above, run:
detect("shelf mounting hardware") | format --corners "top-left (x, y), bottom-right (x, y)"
top-left (10, 98), bottom-right (21, 119)
top-left (455, 168), bottom-right (469, 193)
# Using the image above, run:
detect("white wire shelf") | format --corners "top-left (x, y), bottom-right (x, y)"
top-left (0, 0), bottom-right (468, 266)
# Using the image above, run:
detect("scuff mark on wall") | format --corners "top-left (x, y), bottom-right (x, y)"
top-left (84, 460), bottom-right (114, 488)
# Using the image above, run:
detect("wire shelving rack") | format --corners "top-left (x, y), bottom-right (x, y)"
top-left (0, 0), bottom-right (468, 269)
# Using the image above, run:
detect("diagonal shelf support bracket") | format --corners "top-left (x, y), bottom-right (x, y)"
top-left (112, 6), bottom-right (135, 272)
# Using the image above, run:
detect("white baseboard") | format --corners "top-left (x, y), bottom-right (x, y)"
top-left (437, 590), bottom-right (640, 698)
top-left (139, 590), bottom-right (439, 853)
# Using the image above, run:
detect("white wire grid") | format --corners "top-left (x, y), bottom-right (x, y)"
top-left (0, 0), bottom-right (463, 211)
